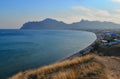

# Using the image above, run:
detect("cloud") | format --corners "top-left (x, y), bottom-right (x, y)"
top-left (115, 9), bottom-right (120, 13)
top-left (48, 6), bottom-right (120, 25)
top-left (72, 6), bottom-right (110, 16)
top-left (112, 0), bottom-right (120, 2)
top-left (41, 6), bottom-right (120, 25)
top-left (51, 6), bottom-right (111, 24)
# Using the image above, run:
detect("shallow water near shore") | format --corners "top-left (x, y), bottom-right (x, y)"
top-left (0, 29), bottom-right (96, 78)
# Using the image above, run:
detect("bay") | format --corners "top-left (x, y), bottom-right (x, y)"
top-left (0, 30), bottom-right (96, 79)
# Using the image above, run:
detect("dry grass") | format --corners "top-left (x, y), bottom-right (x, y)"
top-left (96, 56), bottom-right (120, 79)
top-left (9, 54), bottom-right (107, 79)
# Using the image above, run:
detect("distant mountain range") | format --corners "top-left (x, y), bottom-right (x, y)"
top-left (21, 18), bottom-right (120, 30)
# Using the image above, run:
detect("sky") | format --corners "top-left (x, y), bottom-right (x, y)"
top-left (0, 0), bottom-right (120, 29)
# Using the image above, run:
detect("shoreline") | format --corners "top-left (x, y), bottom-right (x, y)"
top-left (64, 31), bottom-right (97, 60)
top-left (65, 38), bottom-right (97, 60)
top-left (9, 31), bottom-right (97, 78)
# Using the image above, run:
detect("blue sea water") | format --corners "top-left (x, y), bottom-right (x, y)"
top-left (0, 29), bottom-right (96, 79)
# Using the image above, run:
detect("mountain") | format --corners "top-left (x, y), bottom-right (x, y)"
top-left (71, 19), bottom-right (120, 30)
top-left (21, 18), bottom-right (69, 30)
top-left (20, 18), bottom-right (120, 30)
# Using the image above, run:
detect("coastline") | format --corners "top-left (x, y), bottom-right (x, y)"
top-left (65, 37), bottom-right (97, 60)
top-left (9, 31), bottom-right (97, 78)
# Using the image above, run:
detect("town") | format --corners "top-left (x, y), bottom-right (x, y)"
top-left (79, 31), bottom-right (120, 55)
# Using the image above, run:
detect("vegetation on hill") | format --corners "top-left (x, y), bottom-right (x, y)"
top-left (92, 43), bottom-right (120, 56)
top-left (10, 54), bottom-right (107, 79)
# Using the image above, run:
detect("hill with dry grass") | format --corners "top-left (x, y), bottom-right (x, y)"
top-left (97, 56), bottom-right (120, 79)
top-left (9, 54), bottom-right (106, 79)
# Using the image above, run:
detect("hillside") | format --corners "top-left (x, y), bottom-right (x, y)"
top-left (97, 56), bottom-right (120, 79)
top-left (95, 44), bottom-right (120, 56)
top-left (20, 18), bottom-right (120, 30)
top-left (9, 54), bottom-right (120, 79)
top-left (9, 54), bottom-right (107, 79)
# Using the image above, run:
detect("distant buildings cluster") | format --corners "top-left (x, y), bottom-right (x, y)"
top-left (98, 32), bottom-right (120, 46)
top-left (79, 32), bottom-right (120, 55)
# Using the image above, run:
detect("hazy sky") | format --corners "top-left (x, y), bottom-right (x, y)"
top-left (0, 0), bottom-right (120, 29)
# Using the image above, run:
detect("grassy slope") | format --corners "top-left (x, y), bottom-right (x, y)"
top-left (96, 56), bottom-right (120, 79)
top-left (92, 44), bottom-right (120, 79)
top-left (10, 54), bottom-right (107, 79)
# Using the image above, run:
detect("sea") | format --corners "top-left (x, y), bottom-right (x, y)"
top-left (0, 29), bottom-right (97, 79)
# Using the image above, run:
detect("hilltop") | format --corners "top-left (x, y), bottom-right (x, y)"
top-left (10, 54), bottom-right (107, 79)
top-left (21, 18), bottom-right (120, 30)
top-left (9, 54), bottom-right (120, 79)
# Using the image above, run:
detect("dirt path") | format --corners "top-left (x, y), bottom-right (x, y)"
top-left (96, 56), bottom-right (120, 79)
